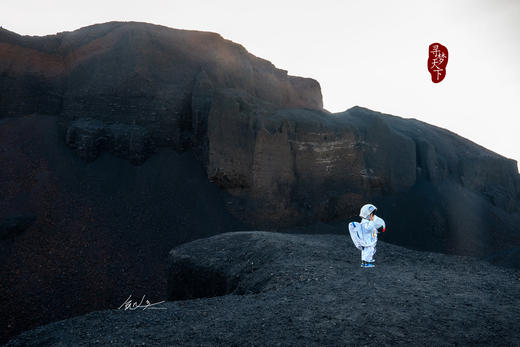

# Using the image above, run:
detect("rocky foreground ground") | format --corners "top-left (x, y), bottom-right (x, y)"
top-left (7, 231), bottom-right (520, 346)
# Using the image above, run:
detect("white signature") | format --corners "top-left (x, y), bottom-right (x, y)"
top-left (118, 294), bottom-right (167, 310)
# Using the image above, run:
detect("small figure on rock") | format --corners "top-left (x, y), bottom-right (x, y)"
top-left (348, 204), bottom-right (386, 268)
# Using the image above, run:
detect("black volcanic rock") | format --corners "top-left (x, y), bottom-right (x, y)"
top-left (64, 118), bottom-right (107, 161)
top-left (0, 114), bottom-right (244, 343)
top-left (0, 215), bottom-right (36, 240)
top-left (1, 22), bottom-right (517, 232)
top-left (0, 21), bottom-right (322, 148)
top-left (7, 232), bottom-right (520, 346)
top-left (1, 21), bottom-right (520, 344)
top-left (196, 92), bottom-right (519, 245)
top-left (65, 118), bottom-right (156, 164)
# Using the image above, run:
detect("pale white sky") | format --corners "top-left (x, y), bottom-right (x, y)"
top-left (2, 0), bottom-right (519, 169)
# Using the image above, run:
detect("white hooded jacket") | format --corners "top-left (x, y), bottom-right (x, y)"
top-left (348, 215), bottom-right (386, 250)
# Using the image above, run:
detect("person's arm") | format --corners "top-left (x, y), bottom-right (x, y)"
top-left (373, 215), bottom-right (386, 232)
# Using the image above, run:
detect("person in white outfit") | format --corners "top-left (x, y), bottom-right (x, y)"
top-left (348, 204), bottom-right (386, 268)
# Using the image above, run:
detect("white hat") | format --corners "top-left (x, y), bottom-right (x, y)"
top-left (359, 204), bottom-right (377, 219)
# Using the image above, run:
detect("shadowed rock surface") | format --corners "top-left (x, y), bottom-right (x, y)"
top-left (65, 118), bottom-right (156, 164)
top-left (1, 22), bottom-right (520, 344)
top-left (0, 115), bottom-right (245, 343)
top-left (0, 215), bottom-right (36, 240)
top-left (7, 232), bottom-right (520, 346)
top-left (199, 102), bottom-right (519, 232)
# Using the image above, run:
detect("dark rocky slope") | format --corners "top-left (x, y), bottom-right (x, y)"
top-left (7, 232), bottom-right (520, 346)
top-left (0, 115), bottom-right (244, 343)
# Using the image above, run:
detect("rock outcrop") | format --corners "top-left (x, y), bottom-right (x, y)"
top-left (1, 21), bottom-right (519, 256)
top-left (0, 21), bottom-right (322, 150)
top-left (194, 86), bottom-right (520, 255)
top-left (2, 23), bottom-right (518, 234)
top-left (65, 118), bottom-right (156, 164)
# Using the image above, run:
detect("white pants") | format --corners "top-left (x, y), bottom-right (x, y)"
top-left (361, 245), bottom-right (376, 262)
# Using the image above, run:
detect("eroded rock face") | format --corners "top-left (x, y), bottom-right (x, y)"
top-left (192, 83), bottom-right (519, 230)
top-left (1, 21), bottom-right (519, 250)
top-left (0, 22), bottom-right (322, 150)
top-left (65, 118), bottom-right (156, 164)
top-left (64, 118), bottom-right (107, 161)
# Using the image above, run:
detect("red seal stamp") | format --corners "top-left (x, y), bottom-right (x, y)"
top-left (428, 43), bottom-right (448, 83)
